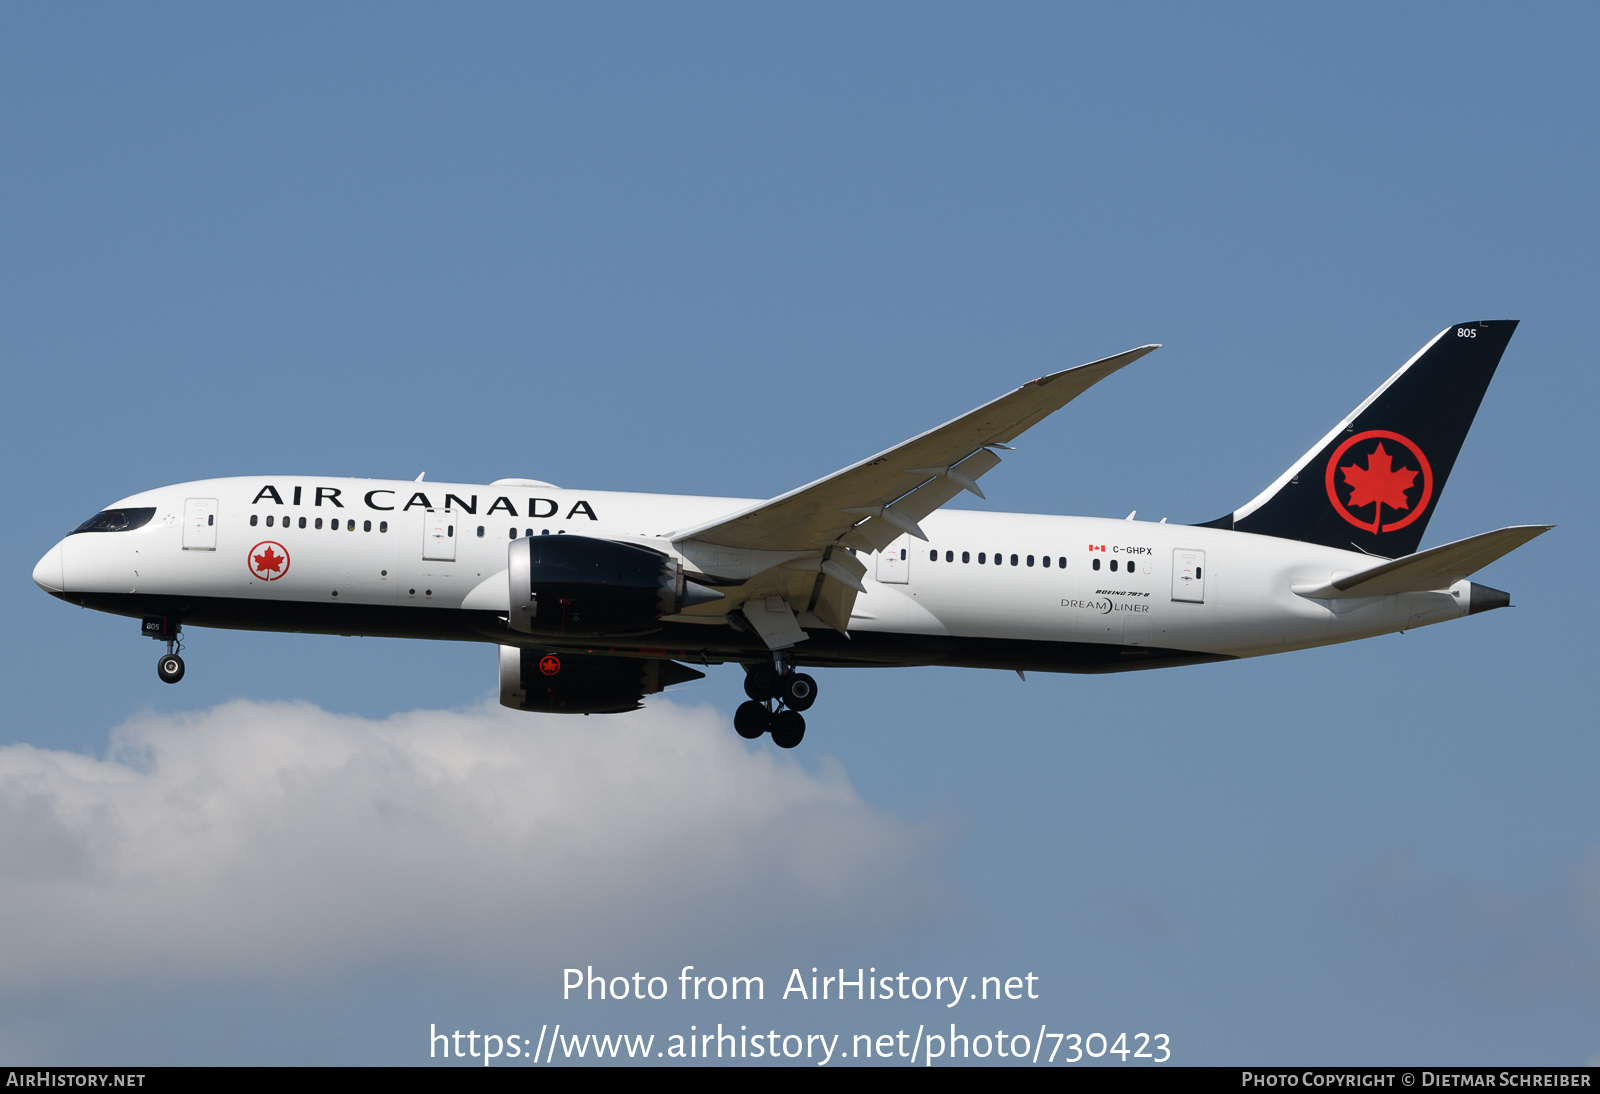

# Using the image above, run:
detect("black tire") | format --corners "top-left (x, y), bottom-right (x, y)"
top-left (157, 654), bottom-right (185, 684)
top-left (743, 665), bottom-right (782, 701)
top-left (781, 672), bottom-right (817, 712)
top-left (734, 700), bottom-right (769, 739)
top-left (770, 710), bottom-right (806, 749)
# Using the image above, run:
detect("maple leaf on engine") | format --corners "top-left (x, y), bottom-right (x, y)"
top-left (253, 546), bottom-right (284, 573)
top-left (1340, 442), bottom-right (1417, 513)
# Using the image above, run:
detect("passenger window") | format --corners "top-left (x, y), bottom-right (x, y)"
top-left (1027, 555), bottom-right (1034, 567)
top-left (250, 515), bottom-right (259, 527)
top-left (298, 517), bottom-right (306, 529)
top-left (1092, 557), bottom-right (1101, 571)
top-left (1110, 559), bottom-right (1118, 572)
top-left (208, 515), bottom-right (215, 526)
top-left (1042, 556), bottom-right (1050, 568)
top-left (363, 520), bottom-right (372, 532)
top-left (962, 551), bottom-right (970, 563)
top-left (978, 553), bottom-right (986, 564)
top-left (477, 526), bottom-right (485, 538)
top-left (380, 521), bottom-right (388, 533)
top-left (1010, 554), bottom-right (1018, 566)
top-left (945, 550), bottom-right (953, 562)
top-left (930, 550), bottom-right (937, 562)
top-left (1058, 557), bottom-right (1066, 569)
top-left (347, 520), bottom-right (355, 531)
top-left (995, 553), bottom-right (1003, 566)
top-left (266, 515), bottom-right (274, 527)
top-left (899, 548), bottom-right (906, 560)
top-left (315, 518), bottom-right (323, 530)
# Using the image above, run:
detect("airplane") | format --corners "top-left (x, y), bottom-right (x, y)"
top-left (33, 320), bottom-right (1549, 749)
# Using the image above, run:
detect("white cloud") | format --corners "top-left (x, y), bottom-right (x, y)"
top-left (0, 698), bottom-right (947, 994)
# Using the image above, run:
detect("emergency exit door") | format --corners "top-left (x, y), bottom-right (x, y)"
top-left (423, 509), bottom-right (456, 561)
top-left (1171, 549), bottom-right (1205, 603)
top-left (182, 498), bottom-right (218, 550)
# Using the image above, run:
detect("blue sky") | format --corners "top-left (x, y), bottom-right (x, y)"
top-left (2, 2), bottom-right (1596, 1065)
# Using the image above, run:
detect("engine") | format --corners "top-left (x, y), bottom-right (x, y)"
top-left (499, 646), bottom-right (706, 714)
top-left (506, 534), bottom-right (722, 638)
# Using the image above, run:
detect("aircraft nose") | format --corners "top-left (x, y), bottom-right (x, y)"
top-left (33, 541), bottom-right (65, 593)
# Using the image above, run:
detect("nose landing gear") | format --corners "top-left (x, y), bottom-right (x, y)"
top-left (737, 659), bottom-right (816, 748)
top-left (143, 615), bottom-right (185, 685)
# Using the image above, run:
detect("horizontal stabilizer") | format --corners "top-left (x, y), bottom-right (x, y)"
top-left (1294, 524), bottom-right (1552, 599)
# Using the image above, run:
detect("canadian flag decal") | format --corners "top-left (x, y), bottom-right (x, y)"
top-left (1088, 544), bottom-right (1106, 552)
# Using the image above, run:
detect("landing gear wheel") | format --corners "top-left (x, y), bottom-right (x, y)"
top-left (734, 700), bottom-right (770, 739)
top-left (157, 653), bottom-right (185, 684)
top-left (780, 672), bottom-right (817, 712)
top-left (743, 665), bottom-right (782, 701)
top-left (770, 710), bottom-right (806, 749)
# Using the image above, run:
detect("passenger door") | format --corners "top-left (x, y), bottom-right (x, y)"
top-left (1171, 549), bottom-right (1205, 603)
top-left (182, 498), bottom-right (218, 550)
top-left (422, 508), bottom-right (457, 562)
top-left (876, 538), bottom-right (910, 584)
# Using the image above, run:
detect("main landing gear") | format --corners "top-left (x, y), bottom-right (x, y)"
top-left (144, 615), bottom-right (185, 684)
top-left (735, 659), bottom-right (817, 749)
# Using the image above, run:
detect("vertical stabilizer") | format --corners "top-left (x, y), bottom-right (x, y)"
top-left (1201, 320), bottom-right (1518, 558)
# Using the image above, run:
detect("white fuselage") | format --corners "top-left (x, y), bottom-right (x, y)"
top-left (34, 475), bottom-right (1474, 672)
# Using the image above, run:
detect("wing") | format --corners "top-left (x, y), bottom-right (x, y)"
top-left (665, 344), bottom-right (1158, 643)
top-left (671, 345), bottom-right (1160, 555)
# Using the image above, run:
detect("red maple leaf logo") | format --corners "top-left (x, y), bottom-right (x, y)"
top-left (539, 655), bottom-right (561, 676)
top-left (1324, 430), bottom-right (1434, 535)
top-left (253, 546), bottom-right (284, 574)
top-left (1340, 442), bottom-right (1418, 514)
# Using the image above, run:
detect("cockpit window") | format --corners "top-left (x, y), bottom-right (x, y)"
top-left (70, 507), bottom-right (156, 535)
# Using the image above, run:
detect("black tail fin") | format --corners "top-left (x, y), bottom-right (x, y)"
top-left (1200, 320), bottom-right (1518, 558)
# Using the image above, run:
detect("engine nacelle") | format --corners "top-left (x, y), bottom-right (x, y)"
top-left (498, 646), bottom-right (706, 714)
top-left (506, 534), bottom-right (721, 638)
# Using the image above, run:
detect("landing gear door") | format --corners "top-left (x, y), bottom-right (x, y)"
top-left (1172, 549), bottom-right (1205, 603)
top-left (423, 509), bottom-right (456, 561)
top-left (182, 498), bottom-right (218, 551)
top-left (876, 538), bottom-right (910, 584)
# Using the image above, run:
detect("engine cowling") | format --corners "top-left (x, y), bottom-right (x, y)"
top-left (498, 646), bottom-right (706, 714)
top-left (506, 534), bottom-right (721, 638)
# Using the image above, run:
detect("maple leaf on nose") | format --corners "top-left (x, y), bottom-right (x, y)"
top-left (1340, 442), bottom-right (1417, 513)
top-left (253, 546), bottom-right (284, 573)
